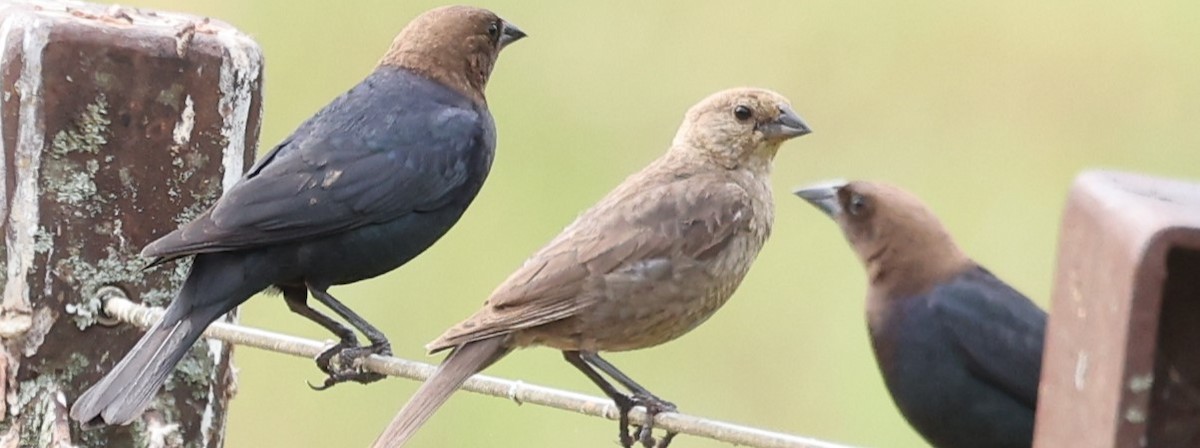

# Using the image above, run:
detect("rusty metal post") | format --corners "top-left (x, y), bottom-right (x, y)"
top-left (0, 1), bottom-right (261, 446)
top-left (1034, 170), bottom-right (1200, 448)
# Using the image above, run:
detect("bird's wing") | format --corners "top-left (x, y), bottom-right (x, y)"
top-left (143, 72), bottom-right (490, 261)
top-left (932, 267), bottom-right (1047, 409)
top-left (430, 176), bottom-right (754, 350)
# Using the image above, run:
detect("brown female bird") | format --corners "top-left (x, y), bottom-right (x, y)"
top-left (374, 87), bottom-right (811, 448)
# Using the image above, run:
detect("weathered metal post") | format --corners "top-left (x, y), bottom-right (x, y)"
top-left (0, 1), bottom-right (261, 446)
top-left (1034, 170), bottom-right (1200, 447)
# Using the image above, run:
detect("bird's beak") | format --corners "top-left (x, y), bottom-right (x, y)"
top-left (793, 179), bottom-right (847, 217)
top-left (760, 105), bottom-right (812, 141)
top-left (498, 22), bottom-right (527, 49)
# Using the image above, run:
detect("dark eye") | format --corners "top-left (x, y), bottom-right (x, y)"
top-left (733, 105), bottom-right (753, 122)
top-left (487, 22), bottom-right (500, 38)
top-left (847, 193), bottom-right (868, 216)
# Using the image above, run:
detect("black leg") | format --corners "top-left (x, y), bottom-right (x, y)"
top-left (306, 283), bottom-right (390, 349)
top-left (280, 285), bottom-right (360, 377)
top-left (564, 351), bottom-right (637, 448)
top-left (579, 352), bottom-right (679, 448)
top-left (305, 283), bottom-right (392, 390)
top-left (581, 353), bottom-right (660, 399)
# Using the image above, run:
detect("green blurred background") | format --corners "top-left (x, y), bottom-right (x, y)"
top-left (116, 1), bottom-right (1200, 447)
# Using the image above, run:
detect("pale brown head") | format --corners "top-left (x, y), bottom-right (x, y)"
top-left (381, 5), bottom-right (526, 104)
top-left (795, 180), bottom-right (973, 297)
top-left (671, 88), bottom-right (811, 169)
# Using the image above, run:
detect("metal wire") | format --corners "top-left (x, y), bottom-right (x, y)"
top-left (103, 294), bottom-right (855, 448)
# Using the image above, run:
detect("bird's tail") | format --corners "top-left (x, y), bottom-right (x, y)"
top-left (372, 336), bottom-right (510, 448)
top-left (70, 252), bottom-right (268, 426)
top-left (69, 302), bottom-right (222, 426)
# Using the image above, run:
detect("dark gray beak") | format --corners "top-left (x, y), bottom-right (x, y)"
top-left (793, 179), bottom-right (847, 217)
top-left (761, 105), bottom-right (812, 141)
top-left (499, 22), bottom-right (527, 49)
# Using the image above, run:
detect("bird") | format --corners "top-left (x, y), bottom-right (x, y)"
top-left (70, 5), bottom-right (526, 426)
top-left (794, 180), bottom-right (1046, 448)
top-left (372, 87), bottom-right (812, 448)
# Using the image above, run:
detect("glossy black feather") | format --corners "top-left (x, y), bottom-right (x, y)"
top-left (73, 65), bottom-right (497, 425)
top-left (875, 266), bottom-right (1046, 448)
top-left (144, 66), bottom-right (494, 262)
top-left (933, 267), bottom-right (1045, 408)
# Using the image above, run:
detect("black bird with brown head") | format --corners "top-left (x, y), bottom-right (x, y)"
top-left (796, 180), bottom-right (1046, 448)
top-left (71, 5), bottom-right (525, 427)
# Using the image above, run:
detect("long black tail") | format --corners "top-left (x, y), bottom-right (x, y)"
top-left (70, 252), bottom-right (270, 426)
top-left (69, 305), bottom-right (221, 426)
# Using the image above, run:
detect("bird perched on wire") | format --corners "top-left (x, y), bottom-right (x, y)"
top-left (794, 180), bottom-right (1046, 448)
top-left (70, 5), bottom-right (526, 426)
top-left (372, 87), bottom-right (811, 448)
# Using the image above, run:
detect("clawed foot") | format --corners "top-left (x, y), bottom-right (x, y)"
top-left (308, 341), bottom-right (391, 391)
top-left (614, 393), bottom-right (678, 448)
top-left (314, 336), bottom-right (359, 375)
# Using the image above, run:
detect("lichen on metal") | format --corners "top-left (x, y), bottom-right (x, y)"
top-left (49, 95), bottom-right (110, 156)
top-left (0, 1), bottom-right (262, 446)
top-left (45, 95), bottom-right (110, 213)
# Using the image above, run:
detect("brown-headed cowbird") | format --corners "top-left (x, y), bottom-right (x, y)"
top-left (70, 5), bottom-right (525, 426)
top-left (372, 88), bottom-right (811, 448)
top-left (794, 180), bottom-right (1046, 448)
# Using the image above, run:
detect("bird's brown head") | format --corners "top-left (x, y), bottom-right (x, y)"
top-left (672, 88), bottom-right (811, 170)
top-left (795, 180), bottom-right (973, 297)
top-left (381, 5), bottom-right (526, 104)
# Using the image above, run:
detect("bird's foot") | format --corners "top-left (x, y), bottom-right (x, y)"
top-left (308, 341), bottom-right (391, 391)
top-left (631, 392), bottom-right (677, 448)
top-left (614, 393), bottom-right (678, 448)
top-left (314, 336), bottom-right (360, 376)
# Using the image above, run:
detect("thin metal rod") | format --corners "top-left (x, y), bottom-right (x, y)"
top-left (103, 296), bottom-right (854, 448)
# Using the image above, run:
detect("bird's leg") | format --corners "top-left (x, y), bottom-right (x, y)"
top-left (280, 286), bottom-right (361, 379)
top-left (581, 352), bottom-right (678, 448)
top-left (563, 351), bottom-right (637, 448)
top-left (305, 283), bottom-right (391, 390)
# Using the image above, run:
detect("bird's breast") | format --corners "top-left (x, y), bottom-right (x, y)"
top-left (541, 190), bottom-right (772, 352)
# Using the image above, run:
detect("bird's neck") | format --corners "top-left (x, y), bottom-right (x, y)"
top-left (382, 52), bottom-right (487, 107)
top-left (745, 142), bottom-right (781, 173)
top-left (865, 244), bottom-right (973, 301)
top-left (663, 142), bottom-right (779, 176)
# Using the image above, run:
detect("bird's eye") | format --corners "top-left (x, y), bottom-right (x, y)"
top-left (733, 105), bottom-right (753, 122)
top-left (487, 22), bottom-right (500, 38)
top-left (848, 193), bottom-right (868, 216)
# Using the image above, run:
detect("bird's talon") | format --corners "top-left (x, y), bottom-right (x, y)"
top-left (638, 425), bottom-right (655, 448)
top-left (623, 393), bottom-right (676, 448)
top-left (314, 339), bottom-right (358, 375)
top-left (307, 377), bottom-right (337, 391)
top-left (618, 432), bottom-right (634, 448)
top-left (309, 343), bottom-right (389, 390)
top-left (313, 339), bottom-right (391, 386)
top-left (613, 397), bottom-right (636, 448)
top-left (617, 423), bottom-right (634, 448)
top-left (657, 431), bottom-right (678, 448)
top-left (308, 367), bottom-right (385, 391)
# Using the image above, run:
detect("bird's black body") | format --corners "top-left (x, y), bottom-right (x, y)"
top-left (72, 66), bottom-right (496, 426)
top-left (874, 266), bottom-right (1046, 448)
top-left (147, 66), bottom-right (495, 272)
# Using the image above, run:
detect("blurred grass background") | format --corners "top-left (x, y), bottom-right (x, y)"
top-left (118, 1), bottom-right (1200, 447)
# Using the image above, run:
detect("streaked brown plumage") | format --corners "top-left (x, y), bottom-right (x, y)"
top-left (373, 88), bottom-right (811, 448)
